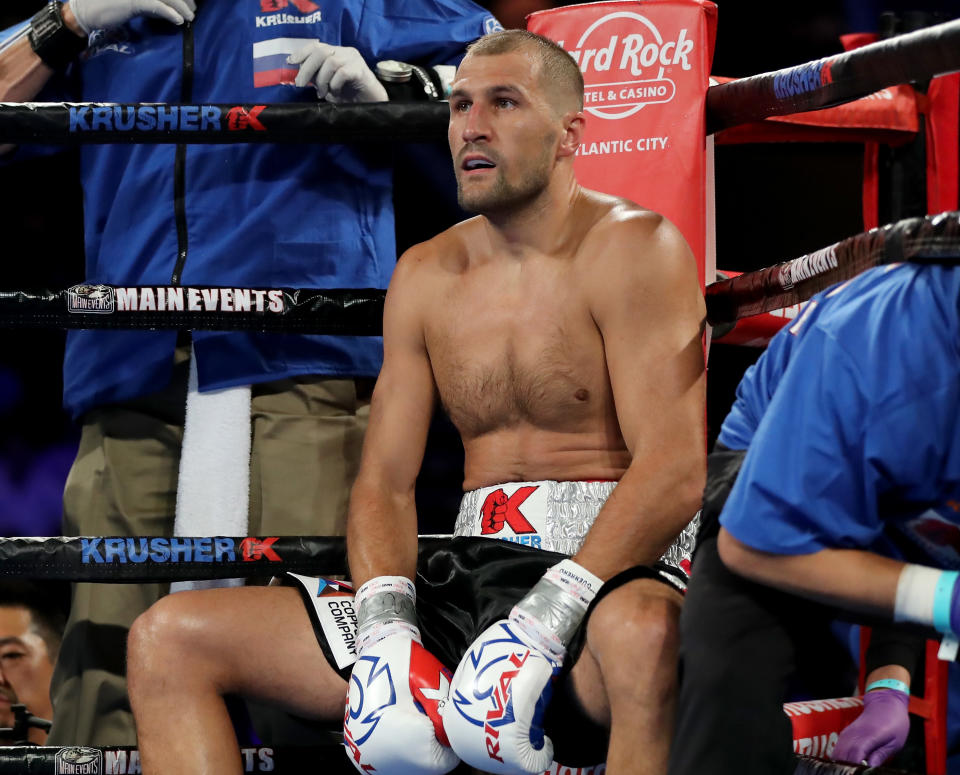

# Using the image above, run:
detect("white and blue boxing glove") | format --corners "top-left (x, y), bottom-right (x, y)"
top-left (343, 576), bottom-right (459, 775)
top-left (442, 559), bottom-right (603, 774)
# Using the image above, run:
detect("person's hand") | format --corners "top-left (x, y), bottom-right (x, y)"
top-left (832, 689), bottom-right (910, 767)
top-left (343, 576), bottom-right (458, 775)
top-left (68, 0), bottom-right (195, 34)
top-left (288, 42), bottom-right (388, 103)
top-left (442, 560), bottom-right (602, 774)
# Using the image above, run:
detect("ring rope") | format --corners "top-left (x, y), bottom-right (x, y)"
top-left (1, 212), bottom-right (954, 333)
top-left (0, 534), bottom-right (444, 582)
top-left (0, 748), bottom-right (907, 775)
top-left (706, 17), bottom-right (960, 134)
top-left (0, 742), bottom-right (349, 775)
top-left (705, 211), bottom-right (960, 324)
top-left (0, 535), bottom-right (350, 581)
top-left (1, 18), bottom-right (957, 146)
top-left (0, 101), bottom-right (449, 145)
top-left (0, 285), bottom-right (383, 333)
top-left (793, 755), bottom-right (906, 775)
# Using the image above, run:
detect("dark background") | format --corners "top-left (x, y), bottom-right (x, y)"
top-left (0, 0), bottom-right (956, 537)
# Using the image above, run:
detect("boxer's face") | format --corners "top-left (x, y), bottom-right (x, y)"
top-left (0, 607), bottom-right (54, 739)
top-left (448, 50), bottom-right (560, 214)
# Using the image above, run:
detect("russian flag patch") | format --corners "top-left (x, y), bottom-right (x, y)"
top-left (252, 38), bottom-right (309, 88)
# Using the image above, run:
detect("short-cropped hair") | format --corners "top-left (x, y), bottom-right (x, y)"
top-left (0, 580), bottom-right (68, 661)
top-left (466, 29), bottom-right (584, 113)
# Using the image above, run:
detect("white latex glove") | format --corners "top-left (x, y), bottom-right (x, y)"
top-left (68, 0), bottom-right (196, 34)
top-left (288, 42), bottom-right (388, 103)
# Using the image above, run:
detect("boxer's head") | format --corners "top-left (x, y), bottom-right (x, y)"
top-left (449, 30), bottom-right (584, 215)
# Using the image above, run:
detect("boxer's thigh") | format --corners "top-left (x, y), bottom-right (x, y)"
top-left (133, 585), bottom-right (347, 719)
top-left (249, 376), bottom-right (371, 537)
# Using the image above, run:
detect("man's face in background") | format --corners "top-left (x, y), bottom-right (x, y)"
top-left (0, 606), bottom-right (54, 743)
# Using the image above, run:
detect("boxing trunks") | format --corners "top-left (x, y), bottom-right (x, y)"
top-left (289, 480), bottom-right (698, 766)
top-left (453, 479), bottom-right (697, 577)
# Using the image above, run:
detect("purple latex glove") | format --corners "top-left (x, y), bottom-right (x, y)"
top-left (832, 690), bottom-right (910, 767)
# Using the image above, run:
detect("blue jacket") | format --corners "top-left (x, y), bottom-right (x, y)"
top-left (35, 0), bottom-right (497, 417)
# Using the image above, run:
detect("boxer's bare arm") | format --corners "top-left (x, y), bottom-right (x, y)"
top-left (346, 244), bottom-right (439, 588)
top-left (574, 212), bottom-right (706, 580)
top-left (717, 529), bottom-right (904, 617)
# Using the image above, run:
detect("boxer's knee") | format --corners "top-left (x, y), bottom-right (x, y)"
top-left (587, 581), bottom-right (681, 692)
top-left (128, 593), bottom-right (220, 693)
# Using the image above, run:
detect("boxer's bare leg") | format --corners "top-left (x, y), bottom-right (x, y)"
top-left (570, 579), bottom-right (683, 775)
top-left (128, 586), bottom-right (347, 775)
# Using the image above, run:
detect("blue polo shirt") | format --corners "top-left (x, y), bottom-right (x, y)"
top-left (719, 263), bottom-right (960, 568)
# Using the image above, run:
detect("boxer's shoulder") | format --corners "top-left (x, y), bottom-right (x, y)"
top-left (396, 218), bottom-right (479, 279)
top-left (581, 199), bottom-right (681, 259)
top-left (577, 204), bottom-right (693, 292)
top-left (573, 199), bottom-right (703, 337)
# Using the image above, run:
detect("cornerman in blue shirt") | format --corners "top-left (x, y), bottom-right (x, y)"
top-left (669, 262), bottom-right (960, 775)
top-left (0, 0), bottom-right (499, 746)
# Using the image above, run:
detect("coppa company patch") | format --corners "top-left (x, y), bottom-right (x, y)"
top-left (288, 573), bottom-right (358, 668)
top-left (81, 537), bottom-right (282, 564)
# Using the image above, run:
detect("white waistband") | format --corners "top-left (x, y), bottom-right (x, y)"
top-left (455, 479), bottom-right (699, 575)
top-left (454, 480), bottom-right (616, 556)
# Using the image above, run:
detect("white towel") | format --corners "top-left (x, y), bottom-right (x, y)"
top-left (170, 344), bottom-right (251, 593)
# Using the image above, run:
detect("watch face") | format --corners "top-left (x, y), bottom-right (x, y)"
top-left (376, 59), bottom-right (413, 83)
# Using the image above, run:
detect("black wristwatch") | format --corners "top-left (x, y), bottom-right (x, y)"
top-left (28, 1), bottom-right (88, 71)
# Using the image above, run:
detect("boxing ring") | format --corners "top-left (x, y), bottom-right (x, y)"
top-left (0, 3), bottom-right (958, 774)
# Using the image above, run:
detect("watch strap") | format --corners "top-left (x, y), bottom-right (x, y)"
top-left (29, 2), bottom-right (88, 71)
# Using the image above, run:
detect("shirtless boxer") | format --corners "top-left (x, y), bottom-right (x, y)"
top-left (127, 30), bottom-right (706, 775)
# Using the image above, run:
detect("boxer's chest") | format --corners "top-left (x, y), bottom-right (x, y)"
top-left (425, 258), bottom-right (612, 437)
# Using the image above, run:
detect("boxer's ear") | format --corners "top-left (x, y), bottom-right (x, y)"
top-left (557, 111), bottom-right (585, 158)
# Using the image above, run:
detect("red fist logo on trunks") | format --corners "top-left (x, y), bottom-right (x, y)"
top-left (479, 487), bottom-right (538, 535)
top-left (481, 490), bottom-right (509, 534)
